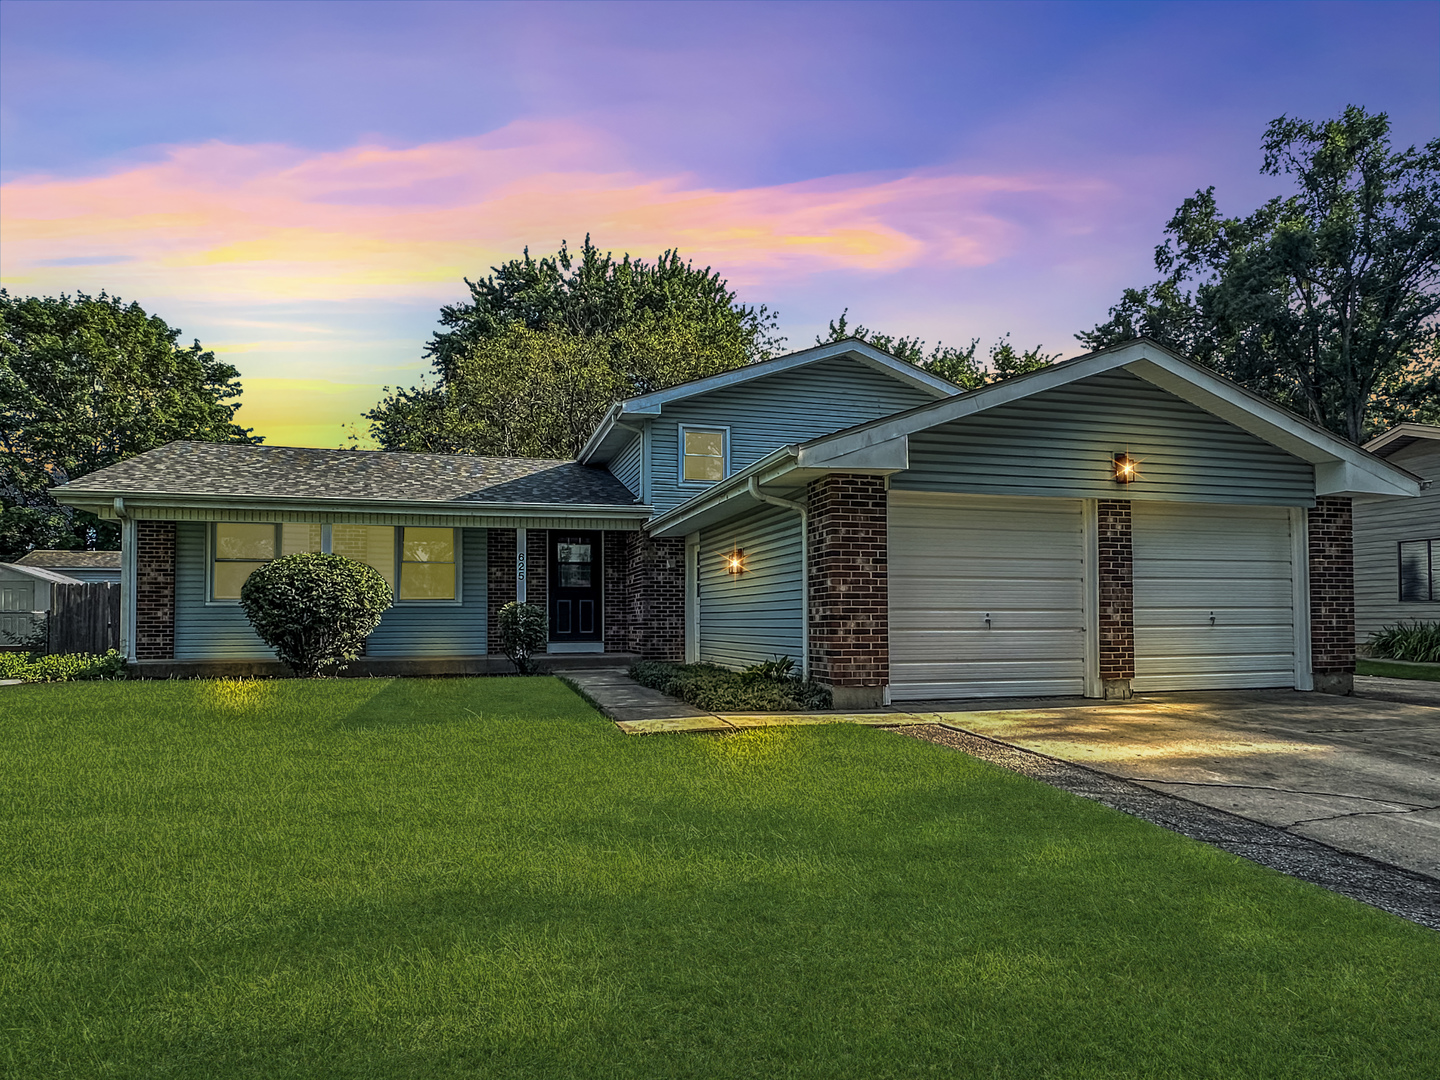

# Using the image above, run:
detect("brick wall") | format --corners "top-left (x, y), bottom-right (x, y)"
top-left (526, 529), bottom-right (548, 613)
top-left (1309, 497), bottom-right (1355, 683)
top-left (486, 529), bottom-right (516, 653)
top-left (1097, 499), bottom-right (1134, 688)
top-left (604, 531), bottom-right (629, 652)
top-left (806, 474), bottom-right (888, 700)
top-left (623, 531), bottom-right (685, 659)
top-left (135, 520), bottom-right (176, 660)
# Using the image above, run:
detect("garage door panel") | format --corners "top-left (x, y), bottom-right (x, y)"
top-left (890, 492), bottom-right (1085, 701)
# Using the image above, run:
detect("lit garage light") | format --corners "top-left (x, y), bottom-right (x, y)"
top-left (724, 547), bottom-right (746, 575)
top-left (1113, 452), bottom-right (1141, 484)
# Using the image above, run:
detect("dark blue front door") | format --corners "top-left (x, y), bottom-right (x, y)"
top-left (549, 532), bottom-right (602, 642)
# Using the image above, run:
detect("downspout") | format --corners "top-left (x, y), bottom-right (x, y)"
top-left (747, 477), bottom-right (809, 681)
top-left (114, 497), bottom-right (138, 663)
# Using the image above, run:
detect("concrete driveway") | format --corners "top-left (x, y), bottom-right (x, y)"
top-left (935, 689), bottom-right (1440, 880)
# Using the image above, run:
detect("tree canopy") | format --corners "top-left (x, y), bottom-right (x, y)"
top-left (363, 239), bottom-right (783, 456)
top-left (0, 290), bottom-right (258, 559)
top-left (817, 310), bottom-right (1059, 389)
top-left (1080, 106), bottom-right (1440, 443)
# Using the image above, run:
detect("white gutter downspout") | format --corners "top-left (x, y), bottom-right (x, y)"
top-left (747, 477), bottom-right (809, 681)
top-left (114, 497), bottom-right (138, 662)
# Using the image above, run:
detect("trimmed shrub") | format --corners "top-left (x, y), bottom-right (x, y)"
top-left (497, 602), bottom-right (548, 674)
top-left (239, 552), bottom-right (393, 677)
top-left (1367, 621), bottom-right (1440, 664)
top-left (0, 650), bottom-right (126, 682)
top-left (630, 659), bottom-right (832, 712)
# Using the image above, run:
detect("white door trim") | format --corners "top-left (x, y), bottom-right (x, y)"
top-left (684, 532), bottom-right (700, 664)
top-left (1290, 506), bottom-right (1313, 690)
top-left (1082, 499), bottom-right (1102, 699)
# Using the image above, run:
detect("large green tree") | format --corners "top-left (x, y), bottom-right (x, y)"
top-left (364, 238), bottom-right (783, 456)
top-left (1080, 106), bottom-right (1440, 443)
top-left (0, 290), bottom-right (258, 560)
top-left (818, 310), bottom-right (1059, 389)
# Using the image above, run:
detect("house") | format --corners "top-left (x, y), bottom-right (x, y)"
top-left (52, 338), bottom-right (1420, 700)
top-left (13, 549), bottom-right (123, 585)
top-left (0, 562), bottom-right (84, 647)
top-left (1354, 423), bottom-right (1440, 646)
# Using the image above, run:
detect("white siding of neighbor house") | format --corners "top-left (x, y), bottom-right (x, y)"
top-left (698, 504), bottom-right (804, 670)
top-left (647, 358), bottom-right (941, 513)
top-left (1355, 441), bottom-right (1440, 643)
top-left (173, 522), bottom-right (487, 660)
top-left (891, 369), bottom-right (1315, 505)
top-left (609, 432), bottom-right (644, 497)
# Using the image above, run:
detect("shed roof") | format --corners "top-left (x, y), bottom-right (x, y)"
top-left (14, 549), bottom-right (121, 570)
top-left (0, 562), bottom-right (84, 586)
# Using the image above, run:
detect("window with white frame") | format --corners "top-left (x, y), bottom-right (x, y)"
top-left (399, 527), bottom-right (457, 600)
top-left (211, 523), bottom-right (321, 599)
top-left (681, 426), bottom-right (727, 483)
top-left (1399, 538), bottom-right (1437, 602)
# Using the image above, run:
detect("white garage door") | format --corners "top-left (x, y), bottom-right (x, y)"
top-left (1133, 502), bottom-right (1296, 691)
top-left (889, 492), bottom-right (1086, 701)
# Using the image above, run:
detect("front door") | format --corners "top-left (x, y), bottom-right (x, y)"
top-left (549, 531), bottom-right (602, 643)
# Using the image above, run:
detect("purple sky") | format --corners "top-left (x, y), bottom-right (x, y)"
top-left (2, 1), bottom-right (1436, 446)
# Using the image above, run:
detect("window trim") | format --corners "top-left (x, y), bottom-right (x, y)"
top-left (1398, 536), bottom-right (1438, 603)
top-left (677, 424), bottom-right (730, 486)
top-left (397, 526), bottom-right (463, 606)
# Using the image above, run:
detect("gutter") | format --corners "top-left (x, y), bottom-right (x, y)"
top-left (51, 489), bottom-right (653, 520)
top-left (747, 477), bottom-right (809, 680)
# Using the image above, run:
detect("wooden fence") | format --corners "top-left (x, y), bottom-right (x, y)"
top-left (49, 582), bottom-right (121, 655)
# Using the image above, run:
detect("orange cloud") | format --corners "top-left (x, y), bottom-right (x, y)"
top-left (1, 120), bottom-right (1109, 303)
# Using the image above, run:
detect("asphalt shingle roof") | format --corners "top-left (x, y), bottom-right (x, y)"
top-left (57, 442), bottom-right (642, 507)
top-left (14, 550), bottom-right (122, 569)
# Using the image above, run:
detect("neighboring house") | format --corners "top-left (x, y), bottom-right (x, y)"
top-left (1355, 423), bottom-right (1440, 645)
top-left (52, 338), bottom-right (1420, 700)
top-left (0, 562), bottom-right (83, 647)
top-left (14, 549), bottom-right (123, 585)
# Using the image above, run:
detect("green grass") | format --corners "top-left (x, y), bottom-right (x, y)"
top-left (1358, 658), bottom-right (1440, 682)
top-left (2, 678), bottom-right (1437, 1079)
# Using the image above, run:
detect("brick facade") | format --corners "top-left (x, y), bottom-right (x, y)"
top-left (806, 473), bottom-right (888, 706)
top-left (623, 531), bottom-right (685, 660)
top-left (486, 529), bottom-right (517, 654)
top-left (134, 520), bottom-right (176, 660)
top-left (1096, 499), bottom-right (1134, 697)
top-left (1308, 496), bottom-right (1355, 694)
top-left (604, 531), bottom-right (629, 653)
top-left (525, 529), bottom-right (548, 613)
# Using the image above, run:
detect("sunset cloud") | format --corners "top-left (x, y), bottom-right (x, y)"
top-left (2, 120), bottom-right (1111, 303)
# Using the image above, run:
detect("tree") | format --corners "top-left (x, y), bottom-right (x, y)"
top-left (363, 238), bottom-right (783, 455)
top-left (1080, 106), bottom-right (1440, 443)
top-left (817, 310), bottom-right (1059, 389)
top-left (0, 290), bottom-right (259, 561)
top-left (239, 553), bottom-right (393, 677)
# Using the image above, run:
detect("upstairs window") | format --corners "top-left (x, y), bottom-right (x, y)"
top-left (681, 426), bottom-right (727, 483)
top-left (1399, 538), bottom-right (1437, 602)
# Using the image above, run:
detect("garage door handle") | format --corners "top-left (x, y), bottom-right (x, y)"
top-left (1209, 612), bottom-right (1216, 626)
top-left (984, 613), bottom-right (991, 628)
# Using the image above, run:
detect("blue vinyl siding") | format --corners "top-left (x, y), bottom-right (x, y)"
top-left (610, 432), bottom-right (643, 497)
top-left (892, 369), bottom-right (1315, 505)
top-left (173, 523), bottom-right (487, 660)
top-left (648, 358), bottom-right (939, 513)
top-left (698, 504), bottom-right (803, 669)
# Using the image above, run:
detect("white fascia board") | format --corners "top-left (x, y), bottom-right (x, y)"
top-left (0, 562), bottom-right (84, 585)
top-left (51, 489), bottom-right (655, 520)
top-left (796, 434), bottom-right (909, 472)
top-left (1364, 422), bottom-right (1440, 454)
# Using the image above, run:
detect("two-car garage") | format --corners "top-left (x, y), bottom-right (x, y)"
top-left (888, 491), bottom-right (1302, 701)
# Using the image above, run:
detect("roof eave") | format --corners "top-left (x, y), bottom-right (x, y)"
top-left (52, 488), bottom-right (653, 519)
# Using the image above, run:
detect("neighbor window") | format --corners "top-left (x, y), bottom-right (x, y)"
top-left (212, 522), bottom-right (321, 599)
top-left (1399, 538), bottom-right (1437, 602)
top-left (399, 527), bottom-right (457, 600)
top-left (681, 427), bottom-right (727, 482)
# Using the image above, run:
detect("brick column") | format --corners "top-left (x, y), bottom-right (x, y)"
top-left (807, 474), bottom-right (888, 708)
top-left (624, 532), bottom-right (685, 660)
top-left (1096, 499), bottom-right (1134, 699)
top-left (486, 529), bottom-right (517, 653)
top-left (603, 531), bottom-right (629, 653)
top-left (1309, 497), bottom-right (1355, 695)
top-left (526, 529), bottom-right (549, 614)
top-left (135, 521), bottom-right (176, 661)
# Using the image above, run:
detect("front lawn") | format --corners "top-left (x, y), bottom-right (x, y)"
top-left (1358, 658), bottom-right (1440, 682)
top-left (3, 678), bottom-right (1437, 1079)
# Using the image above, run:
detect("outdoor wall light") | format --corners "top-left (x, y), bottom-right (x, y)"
top-left (1112, 452), bottom-right (1141, 484)
top-left (724, 547), bottom-right (746, 575)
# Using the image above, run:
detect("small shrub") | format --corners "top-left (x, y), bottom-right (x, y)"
top-left (630, 659), bottom-right (832, 712)
top-left (497, 602), bottom-right (548, 674)
top-left (239, 552), bottom-right (393, 677)
top-left (0, 649), bottom-right (126, 682)
top-left (1367, 621), bottom-right (1440, 664)
top-left (743, 656), bottom-right (795, 681)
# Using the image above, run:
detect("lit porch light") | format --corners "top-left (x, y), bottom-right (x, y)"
top-left (1112, 452), bottom-right (1141, 484)
top-left (724, 547), bottom-right (746, 575)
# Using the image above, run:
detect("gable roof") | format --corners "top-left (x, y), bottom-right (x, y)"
top-left (649, 338), bottom-right (1423, 538)
top-left (1364, 422), bottom-right (1440, 457)
top-left (52, 441), bottom-right (645, 513)
top-left (14, 549), bottom-right (122, 570)
top-left (578, 338), bottom-right (960, 464)
top-left (0, 562), bottom-right (84, 586)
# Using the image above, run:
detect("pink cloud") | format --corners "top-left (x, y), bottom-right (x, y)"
top-left (1, 120), bottom-right (1115, 302)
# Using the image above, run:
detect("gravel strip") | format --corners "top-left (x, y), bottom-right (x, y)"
top-left (891, 723), bottom-right (1440, 931)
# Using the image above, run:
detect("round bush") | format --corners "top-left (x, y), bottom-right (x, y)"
top-left (239, 552), bottom-right (393, 677)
